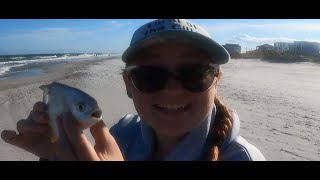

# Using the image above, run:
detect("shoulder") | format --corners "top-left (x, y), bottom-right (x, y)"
top-left (109, 114), bottom-right (141, 139)
top-left (109, 114), bottom-right (141, 149)
top-left (218, 109), bottom-right (266, 161)
top-left (220, 136), bottom-right (266, 161)
top-left (111, 114), bottom-right (140, 129)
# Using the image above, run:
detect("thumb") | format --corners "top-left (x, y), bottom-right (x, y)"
top-left (90, 121), bottom-right (123, 160)
top-left (90, 121), bottom-right (115, 148)
top-left (1, 130), bottom-right (21, 146)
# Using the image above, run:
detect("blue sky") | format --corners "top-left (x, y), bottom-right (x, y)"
top-left (1, 19), bottom-right (320, 55)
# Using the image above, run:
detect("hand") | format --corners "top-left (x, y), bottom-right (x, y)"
top-left (1, 102), bottom-right (55, 159)
top-left (54, 111), bottom-right (124, 161)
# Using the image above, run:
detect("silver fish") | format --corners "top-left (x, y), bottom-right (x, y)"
top-left (39, 82), bottom-right (102, 143)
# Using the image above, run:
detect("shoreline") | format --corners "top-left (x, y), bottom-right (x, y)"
top-left (0, 56), bottom-right (119, 91)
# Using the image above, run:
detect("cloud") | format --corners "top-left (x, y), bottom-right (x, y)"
top-left (199, 21), bottom-right (320, 34)
top-left (227, 34), bottom-right (320, 45)
top-left (230, 34), bottom-right (297, 44)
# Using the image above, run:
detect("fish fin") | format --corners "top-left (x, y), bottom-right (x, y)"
top-left (39, 84), bottom-right (47, 90)
top-left (51, 81), bottom-right (60, 86)
top-left (39, 85), bottom-right (49, 103)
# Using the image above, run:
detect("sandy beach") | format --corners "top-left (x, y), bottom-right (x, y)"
top-left (0, 56), bottom-right (136, 160)
top-left (0, 57), bottom-right (319, 161)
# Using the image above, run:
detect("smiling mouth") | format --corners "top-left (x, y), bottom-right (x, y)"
top-left (154, 104), bottom-right (191, 112)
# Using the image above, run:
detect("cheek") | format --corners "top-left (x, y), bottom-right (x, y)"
top-left (191, 85), bottom-right (217, 118)
top-left (205, 87), bottom-right (216, 106)
top-left (131, 89), bottom-right (153, 117)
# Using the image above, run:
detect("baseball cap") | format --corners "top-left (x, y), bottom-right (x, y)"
top-left (122, 19), bottom-right (230, 64)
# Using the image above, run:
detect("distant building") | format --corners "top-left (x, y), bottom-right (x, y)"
top-left (222, 44), bottom-right (241, 58)
top-left (289, 41), bottom-right (320, 57)
top-left (256, 44), bottom-right (274, 51)
top-left (274, 42), bottom-right (293, 53)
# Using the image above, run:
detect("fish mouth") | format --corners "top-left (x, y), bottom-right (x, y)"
top-left (91, 108), bottom-right (102, 119)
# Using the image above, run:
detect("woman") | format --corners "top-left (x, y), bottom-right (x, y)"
top-left (1, 19), bottom-right (266, 161)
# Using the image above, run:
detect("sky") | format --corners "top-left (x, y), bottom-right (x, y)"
top-left (1, 19), bottom-right (320, 55)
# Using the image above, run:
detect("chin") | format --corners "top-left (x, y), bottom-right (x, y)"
top-left (154, 124), bottom-right (190, 138)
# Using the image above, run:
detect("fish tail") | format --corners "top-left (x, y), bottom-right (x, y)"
top-left (50, 135), bottom-right (58, 144)
top-left (49, 116), bottom-right (59, 144)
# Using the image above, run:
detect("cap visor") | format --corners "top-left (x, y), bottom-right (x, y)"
top-left (122, 31), bottom-right (230, 64)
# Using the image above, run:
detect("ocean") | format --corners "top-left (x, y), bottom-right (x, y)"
top-left (0, 53), bottom-right (113, 80)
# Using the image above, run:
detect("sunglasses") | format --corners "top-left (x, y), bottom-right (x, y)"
top-left (126, 63), bottom-right (219, 93)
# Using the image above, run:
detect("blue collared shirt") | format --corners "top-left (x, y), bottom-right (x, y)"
top-left (110, 107), bottom-right (266, 161)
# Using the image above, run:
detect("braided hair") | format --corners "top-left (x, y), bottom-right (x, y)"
top-left (206, 97), bottom-right (233, 161)
top-left (205, 65), bottom-right (233, 161)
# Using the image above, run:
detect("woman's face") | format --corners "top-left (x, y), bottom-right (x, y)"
top-left (123, 42), bottom-right (220, 139)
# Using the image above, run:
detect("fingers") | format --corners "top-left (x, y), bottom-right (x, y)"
top-left (11, 102), bottom-right (49, 136)
top-left (33, 101), bottom-right (48, 112)
top-left (90, 120), bottom-right (124, 160)
top-left (54, 117), bottom-right (76, 161)
top-left (30, 102), bottom-right (49, 124)
top-left (60, 112), bottom-right (99, 161)
top-left (1, 102), bottom-right (52, 159)
top-left (17, 119), bottom-right (50, 135)
top-left (14, 101), bottom-right (49, 134)
top-left (31, 111), bottom-right (49, 124)
top-left (1, 130), bottom-right (30, 150)
top-left (90, 120), bottom-right (117, 148)
top-left (90, 120), bottom-right (109, 146)
top-left (53, 112), bottom-right (123, 161)
top-left (1, 130), bottom-right (35, 151)
top-left (1, 130), bottom-right (19, 145)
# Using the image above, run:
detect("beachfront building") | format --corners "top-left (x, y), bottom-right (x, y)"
top-left (289, 41), bottom-right (320, 57)
top-left (223, 44), bottom-right (241, 58)
top-left (256, 44), bottom-right (274, 52)
top-left (274, 42), bottom-right (293, 53)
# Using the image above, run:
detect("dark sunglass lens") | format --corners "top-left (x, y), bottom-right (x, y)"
top-left (179, 65), bottom-right (216, 92)
top-left (130, 66), bottom-right (169, 93)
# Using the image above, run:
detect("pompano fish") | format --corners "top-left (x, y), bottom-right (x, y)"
top-left (39, 82), bottom-right (102, 143)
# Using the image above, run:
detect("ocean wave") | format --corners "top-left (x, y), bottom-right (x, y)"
top-left (10, 57), bottom-right (26, 60)
top-left (34, 55), bottom-right (58, 59)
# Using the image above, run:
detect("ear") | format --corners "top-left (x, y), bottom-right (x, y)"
top-left (122, 71), bottom-right (133, 99)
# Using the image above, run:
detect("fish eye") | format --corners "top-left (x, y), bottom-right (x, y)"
top-left (77, 103), bottom-right (86, 112)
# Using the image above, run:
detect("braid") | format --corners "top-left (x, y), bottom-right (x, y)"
top-left (207, 97), bottom-right (233, 161)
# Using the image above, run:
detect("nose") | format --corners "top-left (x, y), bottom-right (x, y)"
top-left (161, 76), bottom-right (185, 95)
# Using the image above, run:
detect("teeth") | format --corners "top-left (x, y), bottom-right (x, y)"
top-left (157, 104), bottom-right (187, 110)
